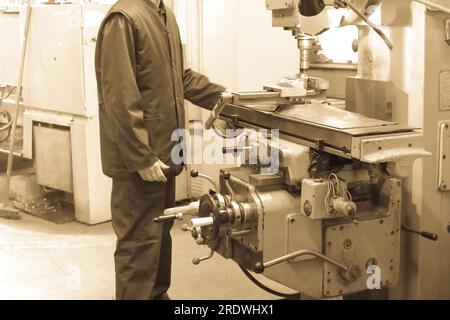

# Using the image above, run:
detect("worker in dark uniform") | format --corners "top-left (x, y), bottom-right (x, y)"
top-left (95, 0), bottom-right (225, 300)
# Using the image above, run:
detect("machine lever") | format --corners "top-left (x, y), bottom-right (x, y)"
top-left (402, 225), bottom-right (439, 241)
top-left (222, 171), bottom-right (237, 201)
top-left (253, 249), bottom-right (349, 274)
top-left (205, 91), bottom-right (234, 130)
top-left (154, 213), bottom-right (183, 224)
top-left (181, 224), bottom-right (193, 232)
top-left (222, 146), bottom-right (253, 155)
top-left (190, 170), bottom-right (220, 192)
top-left (154, 201), bottom-right (200, 224)
top-left (192, 249), bottom-right (215, 265)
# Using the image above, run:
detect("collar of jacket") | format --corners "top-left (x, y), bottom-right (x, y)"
top-left (149, 0), bottom-right (164, 11)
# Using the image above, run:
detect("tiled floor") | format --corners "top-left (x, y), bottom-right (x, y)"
top-left (0, 213), bottom-right (293, 300)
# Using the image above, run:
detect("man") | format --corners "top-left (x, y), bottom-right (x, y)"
top-left (95, 0), bottom-right (225, 300)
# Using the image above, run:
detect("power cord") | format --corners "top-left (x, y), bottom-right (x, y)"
top-left (238, 264), bottom-right (301, 299)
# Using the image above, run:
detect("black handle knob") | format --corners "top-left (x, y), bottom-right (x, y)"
top-left (190, 170), bottom-right (199, 178)
top-left (253, 263), bottom-right (265, 274)
top-left (402, 226), bottom-right (438, 242)
top-left (420, 231), bottom-right (439, 242)
top-left (222, 171), bottom-right (231, 180)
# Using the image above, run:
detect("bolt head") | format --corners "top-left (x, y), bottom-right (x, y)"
top-left (303, 201), bottom-right (313, 217)
top-left (344, 239), bottom-right (353, 250)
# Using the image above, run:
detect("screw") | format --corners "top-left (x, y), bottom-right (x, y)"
top-left (343, 239), bottom-right (353, 250)
top-left (303, 201), bottom-right (313, 217)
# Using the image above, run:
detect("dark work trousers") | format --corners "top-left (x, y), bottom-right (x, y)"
top-left (111, 174), bottom-right (175, 300)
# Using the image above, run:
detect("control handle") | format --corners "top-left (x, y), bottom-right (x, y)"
top-left (153, 201), bottom-right (200, 224)
top-left (402, 225), bottom-right (438, 241)
top-left (154, 213), bottom-right (183, 223)
top-left (253, 249), bottom-right (349, 274)
top-left (190, 170), bottom-right (219, 192)
top-left (205, 91), bottom-right (234, 130)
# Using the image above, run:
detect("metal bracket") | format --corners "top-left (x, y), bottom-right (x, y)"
top-left (438, 121), bottom-right (450, 192)
top-left (446, 19), bottom-right (450, 46)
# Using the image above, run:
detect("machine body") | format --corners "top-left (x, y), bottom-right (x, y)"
top-left (154, 0), bottom-right (443, 299)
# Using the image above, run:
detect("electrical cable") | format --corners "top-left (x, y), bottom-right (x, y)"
top-left (238, 264), bottom-right (301, 299)
top-left (335, 0), bottom-right (394, 49)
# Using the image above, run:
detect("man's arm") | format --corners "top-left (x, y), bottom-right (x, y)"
top-left (100, 14), bottom-right (167, 181)
top-left (183, 68), bottom-right (226, 110)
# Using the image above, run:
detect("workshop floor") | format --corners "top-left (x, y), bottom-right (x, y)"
top-left (0, 213), bottom-right (293, 300)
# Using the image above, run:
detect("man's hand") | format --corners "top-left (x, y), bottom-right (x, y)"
top-left (138, 160), bottom-right (170, 183)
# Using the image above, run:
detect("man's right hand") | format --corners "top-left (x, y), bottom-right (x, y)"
top-left (138, 160), bottom-right (170, 183)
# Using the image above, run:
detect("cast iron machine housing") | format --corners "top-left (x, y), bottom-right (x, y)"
top-left (155, 0), bottom-right (436, 299)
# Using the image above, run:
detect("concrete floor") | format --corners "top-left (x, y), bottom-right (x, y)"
top-left (0, 213), bottom-right (294, 300)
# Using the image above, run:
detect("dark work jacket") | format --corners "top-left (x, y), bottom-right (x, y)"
top-left (95, 0), bottom-right (225, 179)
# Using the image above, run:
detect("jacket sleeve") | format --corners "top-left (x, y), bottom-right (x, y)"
top-left (183, 68), bottom-right (226, 110)
top-left (99, 13), bottom-right (159, 173)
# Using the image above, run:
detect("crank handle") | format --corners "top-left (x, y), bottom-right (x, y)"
top-left (181, 224), bottom-right (193, 232)
top-left (253, 249), bottom-right (349, 274)
top-left (154, 213), bottom-right (183, 224)
top-left (190, 170), bottom-right (219, 192)
top-left (192, 249), bottom-right (215, 265)
top-left (205, 91), bottom-right (234, 130)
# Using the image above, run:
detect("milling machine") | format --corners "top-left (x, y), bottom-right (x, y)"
top-left (155, 0), bottom-right (442, 299)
